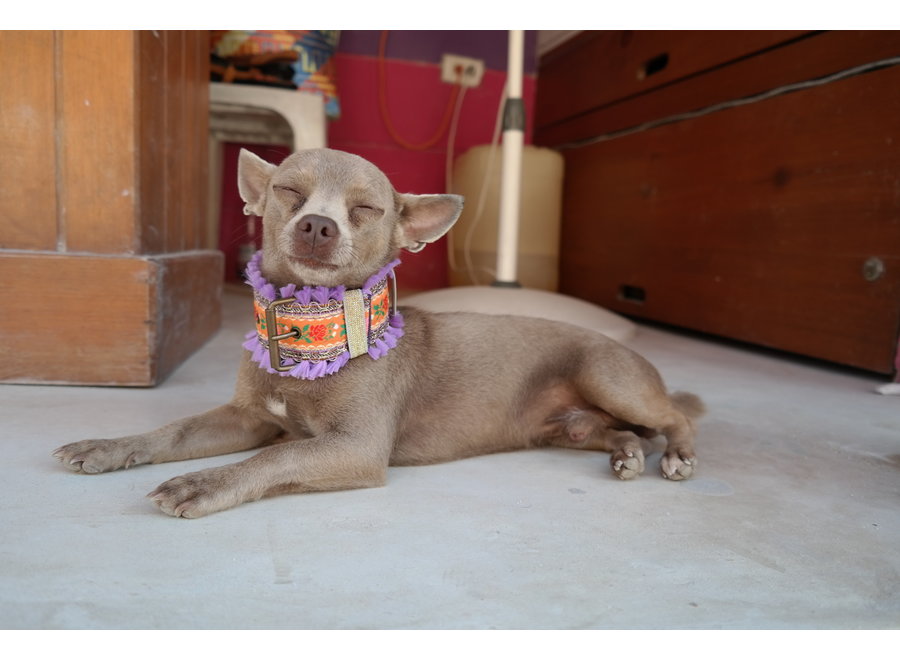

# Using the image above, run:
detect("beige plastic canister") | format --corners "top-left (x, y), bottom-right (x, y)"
top-left (448, 144), bottom-right (564, 291)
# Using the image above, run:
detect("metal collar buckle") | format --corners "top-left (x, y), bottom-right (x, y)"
top-left (264, 297), bottom-right (302, 372)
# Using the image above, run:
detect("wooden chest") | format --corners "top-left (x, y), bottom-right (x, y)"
top-left (536, 31), bottom-right (900, 374)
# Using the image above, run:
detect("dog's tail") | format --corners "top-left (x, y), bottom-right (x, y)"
top-left (671, 391), bottom-right (706, 419)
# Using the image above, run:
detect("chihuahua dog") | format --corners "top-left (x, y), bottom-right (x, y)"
top-left (53, 148), bottom-right (703, 518)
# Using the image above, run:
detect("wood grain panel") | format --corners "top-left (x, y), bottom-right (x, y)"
top-left (59, 30), bottom-right (138, 254)
top-left (137, 30), bottom-right (209, 255)
top-left (0, 250), bottom-right (223, 385)
top-left (153, 251), bottom-right (223, 379)
top-left (558, 65), bottom-right (900, 373)
top-left (190, 31), bottom-right (210, 251)
top-left (536, 30), bottom-right (807, 132)
top-left (0, 30), bottom-right (220, 386)
top-left (537, 30), bottom-right (900, 148)
top-left (0, 31), bottom-right (58, 250)
top-left (165, 30), bottom-right (186, 253)
top-left (137, 30), bottom-right (166, 254)
top-left (183, 31), bottom-right (200, 250)
top-left (0, 253), bottom-right (154, 384)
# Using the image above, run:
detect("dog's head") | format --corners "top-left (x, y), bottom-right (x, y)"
top-left (238, 148), bottom-right (464, 288)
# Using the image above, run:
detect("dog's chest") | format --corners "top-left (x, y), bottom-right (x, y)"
top-left (259, 393), bottom-right (320, 438)
top-left (251, 376), bottom-right (334, 438)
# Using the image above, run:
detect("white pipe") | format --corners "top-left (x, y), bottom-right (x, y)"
top-left (506, 29), bottom-right (524, 99)
top-left (495, 29), bottom-right (525, 285)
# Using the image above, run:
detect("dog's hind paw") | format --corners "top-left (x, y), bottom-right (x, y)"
top-left (610, 445), bottom-right (645, 480)
top-left (612, 454), bottom-right (644, 480)
top-left (660, 452), bottom-right (696, 481)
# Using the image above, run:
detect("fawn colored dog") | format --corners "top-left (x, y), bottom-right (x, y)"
top-left (53, 149), bottom-right (703, 517)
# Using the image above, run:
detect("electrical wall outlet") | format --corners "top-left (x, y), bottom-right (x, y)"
top-left (440, 54), bottom-right (485, 87)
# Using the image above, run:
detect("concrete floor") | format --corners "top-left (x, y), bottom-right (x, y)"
top-left (1, 291), bottom-right (898, 629)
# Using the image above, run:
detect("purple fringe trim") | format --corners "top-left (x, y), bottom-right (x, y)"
top-left (242, 251), bottom-right (404, 380)
top-left (244, 250), bottom-right (399, 303)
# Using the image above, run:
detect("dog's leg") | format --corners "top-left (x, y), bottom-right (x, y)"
top-left (52, 404), bottom-right (281, 474)
top-left (608, 431), bottom-right (647, 480)
top-left (576, 356), bottom-right (698, 481)
top-left (609, 399), bottom-right (695, 481)
top-left (619, 401), bottom-right (694, 480)
top-left (147, 427), bottom-right (393, 518)
top-left (552, 412), bottom-right (648, 480)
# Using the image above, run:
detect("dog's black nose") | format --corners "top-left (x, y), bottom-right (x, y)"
top-left (297, 214), bottom-right (339, 248)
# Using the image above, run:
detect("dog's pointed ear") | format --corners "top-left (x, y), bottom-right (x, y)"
top-left (238, 149), bottom-right (278, 216)
top-left (394, 194), bottom-right (464, 253)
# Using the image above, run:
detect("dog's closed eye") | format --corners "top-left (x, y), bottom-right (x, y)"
top-left (349, 205), bottom-right (383, 226)
top-left (273, 185), bottom-right (308, 209)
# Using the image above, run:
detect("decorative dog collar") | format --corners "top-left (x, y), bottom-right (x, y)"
top-left (242, 251), bottom-right (405, 379)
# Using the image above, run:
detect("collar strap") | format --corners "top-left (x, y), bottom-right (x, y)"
top-left (242, 251), bottom-right (405, 379)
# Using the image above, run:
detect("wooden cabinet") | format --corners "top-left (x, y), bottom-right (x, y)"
top-left (536, 31), bottom-right (900, 374)
top-left (0, 31), bottom-right (222, 385)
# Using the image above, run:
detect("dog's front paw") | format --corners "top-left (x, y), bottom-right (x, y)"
top-left (52, 439), bottom-right (150, 474)
top-left (147, 466), bottom-right (243, 518)
top-left (660, 451), bottom-right (696, 481)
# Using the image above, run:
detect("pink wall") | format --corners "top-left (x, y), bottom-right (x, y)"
top-left (327, 30), bottom-right (538, 290)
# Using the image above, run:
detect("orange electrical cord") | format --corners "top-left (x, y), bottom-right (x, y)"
top-left (377, 30), bottom-right (462, 151)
